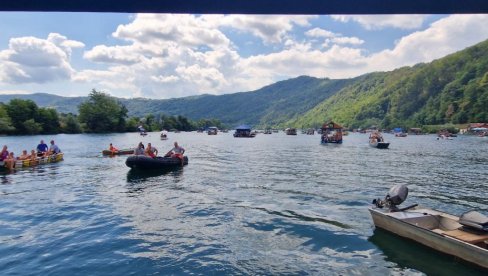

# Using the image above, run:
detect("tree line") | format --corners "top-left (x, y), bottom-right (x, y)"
top-left (0, 89), bottom-right (224, 135)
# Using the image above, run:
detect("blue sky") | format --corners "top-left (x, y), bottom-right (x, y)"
top-left (0, 13), bottom-right (487, 99)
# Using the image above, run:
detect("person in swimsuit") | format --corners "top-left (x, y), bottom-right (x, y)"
top-left (145, 143), bottom-right (158, 158)
top-left (165, 142), bottom-right (185, 165)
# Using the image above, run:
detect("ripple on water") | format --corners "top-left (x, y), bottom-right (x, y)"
top-left (0, 132), bottom-right (487, 275)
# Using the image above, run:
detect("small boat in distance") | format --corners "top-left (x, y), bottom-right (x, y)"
top-left (138, 125), bottom-right (148, 136)
top-left (160, 130), bottom-right (168, 140)
top-left (264, 128), bottom-right (272, 134)
top-left (306, 128), bottom-right (315, 135)
top-left (393, 127), bottom-right (407, 137)
top-left (207, 127), bottom-right (218, 135)
top-left (320, 121), bottom-right (343, 144)
top-left (370, 184), bottom-right (488, 270)
top-left (285, 128), bottom-right (297, 135)
top-left (369, 131), bottom-right (390, 149)
top-left (233, 125), bottom-right (256, 138)
top-left (438, 129), bottom-right (456, 139)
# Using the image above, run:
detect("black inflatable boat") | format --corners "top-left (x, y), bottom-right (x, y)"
top-left (125, 155), bottom-right (188, 170)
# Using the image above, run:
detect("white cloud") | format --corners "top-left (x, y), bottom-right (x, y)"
top-left (330, 37), bottom-right (364, 46)
top-left (113, 14), bottom-right (231, 49)
top-left (151, 75), bottom-right (179, 84)
top-left (305, 28), bottom-right (336, 38)
top-left (84, 45), bottom-right (142, 65)
top-left (218, 15), bottom-right (317, 44)
top-left (34, 14), bottom-right (488, 99)
top-left (242, 44), bottom-right (367, 81)
top-left (331, 15), bottom-right (429, 30)
top-left (0, 33), bottom-right (83, 84)
top-left (367, 14), bottom-right (488, 71)
top-left (0, 89), bottom-right (31, 95)
top-left (47, 33), bottom-right (84, 57)
top-left (306, 27), bottom-right (364, 48)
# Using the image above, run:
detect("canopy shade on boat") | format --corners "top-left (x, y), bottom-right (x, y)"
top-left (472, 127), bottom-right (488, 131)
top-left (321, 121), bottom-right (342, 130)
top-left (235, 125), bottom-right (251, 130)
top-left (393, 128), bottom-right (403, 132)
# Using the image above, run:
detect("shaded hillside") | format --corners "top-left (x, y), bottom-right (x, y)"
top-left (290, 39), bottom-right (488, 129)
top-left (121, 76), bottom-right (352, 127)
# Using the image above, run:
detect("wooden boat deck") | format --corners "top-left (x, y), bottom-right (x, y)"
top-left (435, 229), bottom-right (488, 245)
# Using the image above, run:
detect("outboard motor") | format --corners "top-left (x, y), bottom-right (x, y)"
top-left (459, 211), bottom-right (488, 232)
top-left (373, 184), bottom-right (409, 211)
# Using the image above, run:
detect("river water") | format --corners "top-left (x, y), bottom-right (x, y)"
top-left (0, 132), bottom-right (487, 275)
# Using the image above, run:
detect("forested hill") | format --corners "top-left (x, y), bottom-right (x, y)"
top-left (1, 39), bottom-right (488, 129)
top-left (290, 39), bottom-right (488, 129)
top-left (0, 76), bottom-right (354, 127)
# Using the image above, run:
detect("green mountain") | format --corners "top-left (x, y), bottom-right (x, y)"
top-left (1, 39), bottom-right (487, 129)
top-left (290, 40), bottom-right (488, 129)
top-left (0, 93), bottom-right (85, 114)
top-left (0, 76), bottom-right (353, 127)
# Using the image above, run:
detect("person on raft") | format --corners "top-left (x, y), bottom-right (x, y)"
top-left (145, 143), bottom-right (158, 158)
top-left (165, 142), bottom-right (185, 165)
top-left (1, 145), bottom-right (14, 170)
top-left (48, 140), bottom-right (61, 155)
top-left (134, 142), bottom-right (145, 155)
top-left (36, 140), bottom-right (49, 157)
top-left (109, 143), bottom-right (119, 154)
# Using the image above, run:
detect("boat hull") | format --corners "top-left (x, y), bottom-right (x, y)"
top-left (233, 134), bottom-right (256, 138)
top-left (321, 139), bottom-right (342, 144)
top-left (126, 155), bottom-right (188, 170)
top-left (102, 149), bottom-right (134, 155)
top-left (369, 208), bottom-right (488, 269)
top-left (1, 153), bottom-right (65, 169)
top-left (370, 141), bottom-right (390, 149)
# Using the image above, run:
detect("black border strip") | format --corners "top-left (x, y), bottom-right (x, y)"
top-left (0, 0), bottom-right (488, 14)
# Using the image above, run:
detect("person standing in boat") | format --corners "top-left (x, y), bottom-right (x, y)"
top-left (37, 140), bottom-right (49, 157)
top-left (145, 143), bottom-right (158, 158)
top-left (166, 142), bottom-right (185, 165)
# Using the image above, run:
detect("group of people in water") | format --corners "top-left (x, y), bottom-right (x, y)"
top-left (109, 141), bottom-right (186, 164)
top-left (369, 131), bottom-right (385, 142)
top-left (0, 140), bottom-right (62, 170)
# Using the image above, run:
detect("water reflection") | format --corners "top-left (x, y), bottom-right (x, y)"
top-left (0, 132), bottom-right (486, 275)
top-left (0, 174), bottom-right (11, 184)
top-left (126, 167), bottom-right (184, 183)
top-left (369, 228), bottom-right (487, 275)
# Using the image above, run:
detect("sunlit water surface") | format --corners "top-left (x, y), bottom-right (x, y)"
top-left (0, 132), bottom-right (487, 275)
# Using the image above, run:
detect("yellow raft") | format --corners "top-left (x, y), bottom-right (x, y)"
top-left (12, 153), bottom-right (64, 168)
